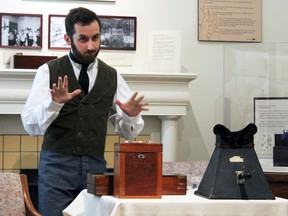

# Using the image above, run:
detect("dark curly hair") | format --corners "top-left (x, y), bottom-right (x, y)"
top-left (65, 7), bottom-right (101, 39)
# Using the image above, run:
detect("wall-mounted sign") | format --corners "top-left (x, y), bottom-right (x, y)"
top-left (198, 0), bottom-right (261, 42)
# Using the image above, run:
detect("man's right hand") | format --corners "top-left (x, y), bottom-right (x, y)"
top-left (51, 75), bottom-right (81, 104)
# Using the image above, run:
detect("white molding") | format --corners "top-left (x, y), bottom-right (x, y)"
top-left (0, 69), bottom-right (197, 116)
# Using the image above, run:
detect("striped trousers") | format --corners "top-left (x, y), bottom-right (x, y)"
top-left (38, 149), bottom-right (106, 216)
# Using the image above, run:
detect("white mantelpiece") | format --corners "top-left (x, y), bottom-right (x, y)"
top-left (0, 69), bottom-right (197, 161)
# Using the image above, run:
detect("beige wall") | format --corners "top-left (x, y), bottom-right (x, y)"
top-left (1, 0), bottom-right (288, 162)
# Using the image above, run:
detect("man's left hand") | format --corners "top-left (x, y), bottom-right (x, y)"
top-left (116, 92), bottom-right (149, 117)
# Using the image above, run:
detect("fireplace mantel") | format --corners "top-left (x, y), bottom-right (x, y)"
top-left (0, 68), bottom-right (197, 161)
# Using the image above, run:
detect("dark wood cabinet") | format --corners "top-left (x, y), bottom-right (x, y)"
top-left (11, 55), bottom-right (57, 69)
top-left (264, 172), bottom-right (288, 199)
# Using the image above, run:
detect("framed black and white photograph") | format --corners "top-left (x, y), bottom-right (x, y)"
top-left (48, 15), bottom-right (70, 50)
top-left (0, 13), bottom-right (42, 49)
top-left (62, 0), bottom-right (116, 1)
top-left (99, 16), bottom-right (136, 50)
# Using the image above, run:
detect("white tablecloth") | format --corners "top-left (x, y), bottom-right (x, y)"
top-left (63, 189), bottom-right (288, 216)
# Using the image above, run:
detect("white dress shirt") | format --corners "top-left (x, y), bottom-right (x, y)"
top-left (21, 56), bottom-right (144, 140)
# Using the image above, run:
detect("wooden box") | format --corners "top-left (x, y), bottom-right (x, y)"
top-left (87, 173), bottom-right (187, 196)
top-left (113, 142), bottom-right (163, 198)
top-left (162, 175), bottom-right (187, 195)
top-left (87, 173), bottom-right (113, 196)
top-left (10, 55), bottom-right (57, 69)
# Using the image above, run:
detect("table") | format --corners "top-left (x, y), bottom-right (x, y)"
top-left (63, 189), bottom-right (288, 216)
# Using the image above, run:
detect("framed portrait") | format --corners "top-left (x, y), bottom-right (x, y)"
top-left (0, 13), bottom-right (42, 49)
top-left (48, 15), bottom-right (70, 50)
top-left (99, 16), bottom-right (137, 50)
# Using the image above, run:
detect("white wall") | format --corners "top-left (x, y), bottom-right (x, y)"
top-left (1, 0), bottom-right (288, 161)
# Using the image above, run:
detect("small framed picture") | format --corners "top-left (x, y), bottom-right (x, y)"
top-left (0, 13), bottom-right (42, 49)
top-left (62, 0), bottom-right (116, 1)
top-left (61, 0), bottom-right (116, 1)
top-left (48, 15), bottom-right (70, 50)
top-left (99, 16), bottom-right (137, 50)
top-left (48, 15), bottom-right (137, 51)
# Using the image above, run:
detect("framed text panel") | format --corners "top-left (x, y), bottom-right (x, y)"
top-left (198, 0), bottom-right (262, 42)
top-left (254, 97), bottom-right (288, 157)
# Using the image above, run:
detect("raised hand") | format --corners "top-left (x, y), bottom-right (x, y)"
top-left (116, 92), bottom-right (149, 117)
top-left (51, 75), bottom-right (81, 104)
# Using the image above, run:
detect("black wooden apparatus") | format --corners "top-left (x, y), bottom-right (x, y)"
top-left (194, 123), bottom-right (275, 199)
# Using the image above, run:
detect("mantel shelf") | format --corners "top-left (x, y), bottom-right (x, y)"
top-left (0, 69), bottom-right (197, 83)
top-left (0, 68), bottom-right (197, 116)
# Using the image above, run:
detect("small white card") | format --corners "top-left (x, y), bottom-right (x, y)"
top-left (147, 30), bottom-right (181, 73)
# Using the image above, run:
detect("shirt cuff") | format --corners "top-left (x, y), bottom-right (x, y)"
top-left (122, 112), bottom-right (142, 123)
top-left (46, 98), bottom-right (64, 112)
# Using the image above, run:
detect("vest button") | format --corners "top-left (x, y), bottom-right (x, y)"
top-left (78, 132), bottom-right (83, 137)
top-left (76, 147), bottom-right (81, 152)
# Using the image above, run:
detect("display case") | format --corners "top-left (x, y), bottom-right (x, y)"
top-left (224, 43), bottom-right (288, 160)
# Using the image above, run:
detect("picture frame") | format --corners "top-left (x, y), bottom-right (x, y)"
top-left (0, 13), bottom-right (42, 49)
top-left (253, 97), bottom-right (288, 158)
top-left (99, 16), bottom-right (137, 50)
top-left (61, 0), bottom-right (116, 1)
top-left (48, 14), bottom-right (137, 51)
top-left (48, 15), bottom-right (70, 50)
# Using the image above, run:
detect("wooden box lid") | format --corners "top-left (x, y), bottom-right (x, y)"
top-left (114, 142), bottom-right (162, 153)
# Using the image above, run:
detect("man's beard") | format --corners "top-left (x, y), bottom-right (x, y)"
top-left (71, 42), bottom-right (100, 64)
